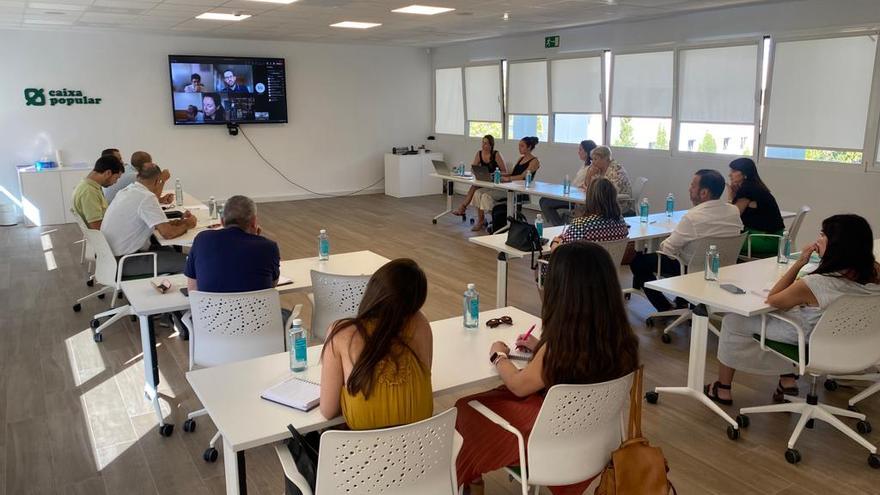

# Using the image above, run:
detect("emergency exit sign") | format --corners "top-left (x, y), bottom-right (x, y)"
top-left (545, 35), bottom-right (560, 48)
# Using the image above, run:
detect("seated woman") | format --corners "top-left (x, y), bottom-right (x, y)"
top-left (585, 146), bottom-right (634, 215)
top-left (728, 157), bottom-right (785, 257)
top-left (455, 242), bottom-right (640, 494)
top-left (539, 139), bottom-right (597, 226)
top-left (471, 136), bottom-right (540, 232)
top-left (452, 135), bottom-right (507, 217)
top-left (706, 214), bottom-right (880, 405)
top-left (319, 258), bottom-right (433, 430)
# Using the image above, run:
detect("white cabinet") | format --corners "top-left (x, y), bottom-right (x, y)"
top-left (17, 165), bottom-right (90, 226)
top-left (384, 152), bottom-right (443, 198)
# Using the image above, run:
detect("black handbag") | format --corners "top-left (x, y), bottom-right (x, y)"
top-left (284, 425), bottom-right (319, 495)
top-left (505, 216), bottom-right (547, 269)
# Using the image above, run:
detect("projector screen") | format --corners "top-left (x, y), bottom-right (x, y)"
top-left (168, 54), bottom-right (288, 125)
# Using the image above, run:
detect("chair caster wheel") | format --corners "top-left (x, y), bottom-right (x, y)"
top-left (736, 414), bottom-right (750, 428)
top-left (183, 419), bottom-right (196, 433)
top-left (158, 424), bottom-right (174, 437)
top-left (869, 454), bottom-right (880, 469)
top-left (848, 405), bottom-right (861, 413)
top-left (86, 279), bottom-right (95, 287)
top-left (73, 303), bottom-right (82, 312)
top-left (432, 219), bottom-right (437, 224)
top-left (90, 319), bottom-right (101, 330)
top-left (203, 447), bottom-right (219, 463)
top-left (785, 448), bottom-right (801, 464)
top-left (805, 419), bottom-right (814, 429)
top-left (646, 317), bottom-right (656, 327)
top-left (645, 391), bottom-right (659, 404)
top-left (727, 425), bottom-right (740, 441)
top-left (857, 420), bottom-right (872, 434)
top-left (824, 379), bottom-right (838, 391)
top-left (97, 293), bottom-right (105, 300)
top-left (624, 293), bottom-right (631, 301)
top-left (93, 333), bottom-right (103, 343)
top-left (660, 333), bottom-right (672, 344)
top-left (469, 218), bottom-right (474, 225)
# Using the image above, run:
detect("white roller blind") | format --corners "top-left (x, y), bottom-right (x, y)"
top-left (508, 60), bottom-right (548, 115)
top-left (766, 35), bottom-right (877, 150)
top-left (612, 51), bottom-right (673, 118)
top-left (434, 67), bottom-right (464, 135)
top-left (551, 57), bottom-right (602, 113)
top-left (465, 64), bottom-right (502, 122)
top-left (679, 44), bottom-right (758, 124)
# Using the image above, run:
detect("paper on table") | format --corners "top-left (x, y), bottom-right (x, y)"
top-left (277, 276), bottom-right (293, 286)
top-left (261, 375), bottom-right (320, 412)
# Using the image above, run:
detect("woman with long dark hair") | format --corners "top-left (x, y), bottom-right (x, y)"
top-left (471, 136), bottom-right (540, 231)
top-left (707, 214), bottom-right (880, 405)
top-left (549, 178), bottom-right (629, 250)
top-left (452, 134), bottom-right (507, 218)
top-left (728, 157), bottom-right (784, 256)
top-left (455, 242), bottom-right (640, 494)
top-left (539, 139), bottom-right (597, 226)
top-left (319, 259), bottom-right (433, 430)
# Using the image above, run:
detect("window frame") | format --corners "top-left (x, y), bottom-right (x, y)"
top-left (464, 61), bottom-right (505, 141)
top-left (432, 65), bottom-right (465, 136)
top-left (547, 51), bottom-right (606, 145)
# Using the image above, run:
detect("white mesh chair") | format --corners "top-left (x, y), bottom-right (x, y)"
top-left (741, 205), bottom-right (811, 261)
top-left (274, 408), bottom-right (462, 495)
top-left (182, 289), bottom-right (293, 462)
top-left (646, 232), bottom-right (748, 343)
top-left (537, 238), bottom-right (629, 290)
top-left (738, 295), bottom-right (880, 468)
top-left (468, 372), bottom-right (634, 495)
top-left (308, 270), bottom-right (370, 342)
top-left (71, 211), bottom-right (97, 288)
top-left (825, 366), bottom-right (880, 409)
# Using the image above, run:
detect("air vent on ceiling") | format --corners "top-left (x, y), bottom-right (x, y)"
top-left (87, 6), bottom-right (146, 15)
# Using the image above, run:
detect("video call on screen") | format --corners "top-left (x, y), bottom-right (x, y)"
top-left (169, 55), bottom-right (288, 125)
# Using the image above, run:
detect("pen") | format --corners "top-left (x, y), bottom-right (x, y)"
top-left (519, 323), bottom-right (536, 341)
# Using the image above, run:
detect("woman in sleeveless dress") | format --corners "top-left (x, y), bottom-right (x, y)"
top-left (471, 136), bottom-right (540, 231)
top-left (452, 135), bottom-right (506, 218)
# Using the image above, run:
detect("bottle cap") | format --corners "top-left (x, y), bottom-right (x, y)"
top-left (710, 245), bottom-right (717, 249)
top-left (291, 318), bottom-right (302, 327)
top-left (320, 229), bottom-right (326, 234)
top-left (467, 283), bottom-right (475, 290)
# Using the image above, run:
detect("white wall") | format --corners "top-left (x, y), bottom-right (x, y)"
top-left (0, 29), bottom-right (431, 203)
top-left (431, 0), bottom-right (880, 239)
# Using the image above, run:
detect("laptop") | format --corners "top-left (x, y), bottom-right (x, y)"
top-left (471, 165), bottom-right (494, 182)
top-left (432, 160), bottom-right (452, 176)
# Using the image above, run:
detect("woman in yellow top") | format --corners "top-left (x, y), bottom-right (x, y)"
top-left (319, 258), bottom-right (433, 430)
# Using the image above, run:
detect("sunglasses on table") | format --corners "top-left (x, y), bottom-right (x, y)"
top-left (486, 316), bottom-right (513, 328)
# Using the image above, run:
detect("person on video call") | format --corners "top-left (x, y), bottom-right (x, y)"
top-left (184, 73), bottom-right (205, 93)
top-left (202, 93), bottom-right (226, 121)
top-left (221, 70), bottom-right (249, 93)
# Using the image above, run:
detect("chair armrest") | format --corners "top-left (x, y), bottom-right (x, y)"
top-left (765, 312), bottom-right (808, 376)
top-left (654, 250), bottom-right (685, 278)
top-left (116, 251), bottom-right (158, 284)
top-left (467, 400), bottom-right (528, 484)
top-left (274, 443), bottom-right (314, 495)
top-left (452, 431), bottom-right (463, 491)
top-left (182, 311), bottom-right (195, 371)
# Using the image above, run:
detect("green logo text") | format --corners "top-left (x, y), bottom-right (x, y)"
top-left (24, 87), bottom-right (102, 107)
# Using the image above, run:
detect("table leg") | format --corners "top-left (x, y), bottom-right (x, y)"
top-left (432, 180), bottom-right (453, 224)
top-left (496, 253), bottom-right (508, 308)
top-left (140, 315), bottom-right (173, 435)
top-left (223, 442), bottom-right (248, 495)
top-left (651, 305), bottom-right (739, 433)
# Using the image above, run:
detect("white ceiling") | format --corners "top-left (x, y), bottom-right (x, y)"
top-left (0, 0), bottom-right (794, 47)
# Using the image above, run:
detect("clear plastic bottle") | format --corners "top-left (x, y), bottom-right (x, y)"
top-left (208, 196), bottom-right (218, 219)
top-left (705, 245), bottom-right (720, 281)
top-left (458, 161), bottom-right (465, 176)
top-left (463, 283), bottom-right (479, 329)
top-left (289, 318), bottom-right (307, 372)
top-left (639, 198), bottom-right (650, 223)
top-left (777, 230), bottom-right (791, 264)
top-left (535, 214), bottom-right (544, 238)
top-left (525, 171), bottom-right (533, 188)
top-left (563, 174), bottom-right (571, 195)
top-left (665, 193), bottom-right (675, 217)
top-left (174, 179), bottom-right (184, 207)
top-left (493, 168), bottom-right (502, 184)
top-left (318, 229), bottom-right (330, 261)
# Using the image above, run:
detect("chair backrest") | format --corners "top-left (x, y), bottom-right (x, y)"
top-left (71, 208), bottom-right (96, 260)
top-left (78, 223), bottom-right (120, 286)
top-left (631, 176), bottom-right (648, 201)
top-left (787, 205), bottom-right (811, 246)
top-left (526, 372), bottom-right (634, 486)
top-left (309, 270), bottom-right (371, 342)
top-left (682, 232), bottom-right (749, 273)
top-left (808, 295), bottom-right (880, 374)
top-left (598, 238), bottom-right (630, 267)
top-left (189, 288), bottom-right (285, 369)
top-left (315, 408), bottom-right (459, 495)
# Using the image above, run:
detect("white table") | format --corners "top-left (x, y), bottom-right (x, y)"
top-left (155, 191), bottom-right (212, 247)
top-left (428, 172), bottom-right (503, 224)
top-left (187, 306), bottom-right (540, 495)
top-left (118, 250), bottom-right (390, 436)
top-left (643, 239), bottom-right (880, 438)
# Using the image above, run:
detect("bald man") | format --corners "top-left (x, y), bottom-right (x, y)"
top-left (104, 150), bottom-right (173, 203)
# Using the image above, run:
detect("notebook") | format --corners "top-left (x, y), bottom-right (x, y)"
top-left (509, 343), bottom-right (533, 361)
top-left (277, 275), bottom-right (294, 287)
top-left (261, 375), bottom-right (321, 412)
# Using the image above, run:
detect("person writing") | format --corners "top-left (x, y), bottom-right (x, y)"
top-left (454, 242), bottom-right (640, 495)
top-left (452, 135), bottom-right (507, 218)
top-left (319, 259), bottom-right (433, 430)
top-left (707, 214), bottom-right (880, 405)
top-left (585, 145), bottom-right (634, 215)
top-left (73, 154), bottom-right (124, 229)
top-left (539, 139), bottom-right (597, 226)
top-left (470, 136), bottom-right (540, 232)
top-left (728, 157), bottom-right (785, 257)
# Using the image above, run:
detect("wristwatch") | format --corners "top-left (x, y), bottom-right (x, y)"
top-left (490, 351), bottom-right (509, 366)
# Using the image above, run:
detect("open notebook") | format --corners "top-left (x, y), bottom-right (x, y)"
top-left (261, 375), bottom-right (320, 412)
top-left (509, 343), bottom-right (533, 361)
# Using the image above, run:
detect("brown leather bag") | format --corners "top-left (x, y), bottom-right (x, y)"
top-left (595, 367), bottom-right (676, 495)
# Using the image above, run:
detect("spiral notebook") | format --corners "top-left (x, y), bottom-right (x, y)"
top-left (261, 375), bottom-right (321, 412)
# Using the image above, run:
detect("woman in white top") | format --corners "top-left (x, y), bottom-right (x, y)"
top-left (706, 214), bottom-right (880, 405)
top-left (538, 140), bottom-right (597, 226)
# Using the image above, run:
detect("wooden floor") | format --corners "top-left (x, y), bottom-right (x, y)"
top-left (2, 192), bottom-right (878, 495)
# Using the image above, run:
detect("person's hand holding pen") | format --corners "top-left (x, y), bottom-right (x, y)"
top-left (514, 324), bottom-right (538, 352)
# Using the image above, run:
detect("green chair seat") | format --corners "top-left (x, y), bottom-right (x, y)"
top-left (752, 334), bottom-right (806, 364)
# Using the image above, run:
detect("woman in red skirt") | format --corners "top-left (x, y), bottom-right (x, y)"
top-left (455, 242), bottom-right (640, 494)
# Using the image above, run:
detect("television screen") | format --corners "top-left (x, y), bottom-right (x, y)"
top-left (168, 55), bottom-right (287, 125)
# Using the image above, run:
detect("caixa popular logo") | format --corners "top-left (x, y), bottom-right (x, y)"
top-left (24, 88), bottom-right (102, 107)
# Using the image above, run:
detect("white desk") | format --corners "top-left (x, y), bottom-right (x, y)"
top-left (118, 250), bottom-right (390, 435)
top-left (643, 239), bottom-right (880, 438)
top-left (428, 172), bottom-right (503, 224)
top-left (187, 306), bottom-right (540, 495)
top-left (155, 191), bottom-right (211, 247)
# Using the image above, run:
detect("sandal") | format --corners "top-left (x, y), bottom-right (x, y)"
top-left (772, 374), bottom-right (800, 403)
top-left (452, 207), bottom-right (467, 216)
top-left (704, 381), bottom-right (733, 406)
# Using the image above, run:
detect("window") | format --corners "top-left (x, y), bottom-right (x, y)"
top-left (507, 60), bottom-right (548, 142)
top-left (550, 56), bottom-right (603, 144)
top-left (764, 34), bottom-right (877, 165)
top-left (677, 44), bottom-right (759, 155)
top-left (723, 137), bottom-right (731, 150)
top-left (610, 51), bottom-right (673, 150)
top-left (465, 64), bottom-right (503, 138)
top-left (434, 67), bottom-right (464, 135)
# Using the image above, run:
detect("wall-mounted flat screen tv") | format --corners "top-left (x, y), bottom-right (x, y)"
top-left (168, 54), bottom-right (287, 125)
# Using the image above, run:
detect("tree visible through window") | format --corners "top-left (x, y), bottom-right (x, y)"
top-left (613, 117), bottom-right (636, 147)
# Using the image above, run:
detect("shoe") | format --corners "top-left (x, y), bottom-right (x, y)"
top-left (704, 381), bottom-right (733, 406)
top-left (470, 223), bottom-right (484, 232)
top-left (772, 374), bottom-right (799, 403)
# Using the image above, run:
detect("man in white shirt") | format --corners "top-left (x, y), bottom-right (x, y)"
top-left (101, 163), bottom-right (196, 277)
top-left (104, 150), bottom-right (174, 204)
top-left (630, 169), bottom-right (743, 312)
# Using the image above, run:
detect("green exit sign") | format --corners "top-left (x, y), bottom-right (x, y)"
top-left (545, 35), bottom-right (560, 48)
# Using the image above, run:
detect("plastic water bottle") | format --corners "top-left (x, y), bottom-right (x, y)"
top-left (458, 161), bottom-right (465, 176)
top-left (174, 179), bottom-right (184, 207)
top-left (463, 283), bottom-right (479, 329)
top-left (665, 193), bottom-right (675, 217)
top-left (525, 171), bottom-right (533, 188)
top-left (777, 230), bottom-right (791, 264)
top-left (208, 196), bottom-right (218, 219)
top-left (535, 214), bottom-right (544, 238)
top-left (493, 168), bottom-right (502, 184)
top-left (563, 174), bottom-right (571, 195)
top-left (705, 245), bottom-right (720, 281)
top-left (318, 229), bottom-right (330, 261)
top-left (289, 318), bottom-right (307, 372)
top-left (639, 198), bottom-right (650, 223)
